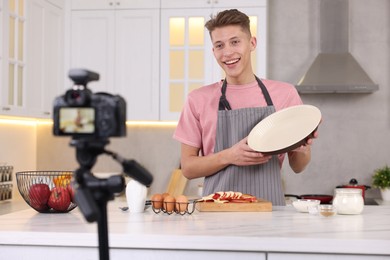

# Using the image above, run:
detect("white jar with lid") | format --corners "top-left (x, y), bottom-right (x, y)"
top-left (332, 188), bottom-right (364, 215)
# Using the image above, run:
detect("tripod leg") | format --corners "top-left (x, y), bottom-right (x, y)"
top-left (97, 200), bottom-right (110, 260)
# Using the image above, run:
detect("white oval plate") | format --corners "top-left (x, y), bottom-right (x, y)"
top-left (247, 105), bottom-right (321, 154)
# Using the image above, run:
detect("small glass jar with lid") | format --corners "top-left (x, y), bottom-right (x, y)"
top-left (332, 188), bottom-right (364, 215)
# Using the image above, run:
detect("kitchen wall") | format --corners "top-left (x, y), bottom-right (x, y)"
top-left (269, 0), bottom-right (389, 198)
top-left (0, 120), bottom-right (37, 200)
top-left (4, 0), bottom-right (389, 200)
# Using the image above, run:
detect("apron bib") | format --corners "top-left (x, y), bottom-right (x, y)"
top-left (203, 77), bottom-right (285, 205)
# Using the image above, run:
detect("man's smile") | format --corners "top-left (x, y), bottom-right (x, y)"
top-left (224, 58), bottom-right (240, 65)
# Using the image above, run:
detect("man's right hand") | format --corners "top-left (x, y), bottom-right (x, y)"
top-left (180, 137), bottom-right (272, 180)
top-left (226, 137), bottom-right (271, 166)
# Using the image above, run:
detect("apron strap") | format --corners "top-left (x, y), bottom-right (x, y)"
top-left (218, 76), bottom-right (273, 111)
top-left (256, 76), bottom-right (273, 106)
top-left (218, 92), bottom-right (232, 110)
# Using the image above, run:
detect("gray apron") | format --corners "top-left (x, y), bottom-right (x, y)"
top-left (203, 76), bottom-right (285, 205)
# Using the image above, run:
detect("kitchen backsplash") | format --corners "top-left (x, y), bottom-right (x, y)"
top-left (35, 123), bottom-right (203, 197)
top-left (0, 121), bottom-right (37, 201)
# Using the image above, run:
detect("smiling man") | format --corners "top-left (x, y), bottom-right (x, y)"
top-left (173, 9), bottom-right (316, 205)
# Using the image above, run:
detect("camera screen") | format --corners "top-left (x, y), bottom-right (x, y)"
top-left (59, 107), bottom-right (95, 134)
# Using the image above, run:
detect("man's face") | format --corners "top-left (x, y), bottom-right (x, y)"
top-left (211, 25), bottom-right (256, 83)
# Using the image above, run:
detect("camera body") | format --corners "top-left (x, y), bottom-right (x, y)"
top-left (53, 69), bottom-right (126, 138)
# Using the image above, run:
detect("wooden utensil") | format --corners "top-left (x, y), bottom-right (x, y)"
top-left (166, 169), bottom-right (188, 197)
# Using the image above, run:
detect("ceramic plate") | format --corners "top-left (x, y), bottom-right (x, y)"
top-left (247, 105), bottom-right (321, 155)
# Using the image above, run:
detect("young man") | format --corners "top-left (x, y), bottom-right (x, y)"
top-left (173, 9), bottom-right (317, 205)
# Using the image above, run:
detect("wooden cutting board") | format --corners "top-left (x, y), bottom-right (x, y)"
top-left (195, 199), bottom-right (272, 212)
top-left (166, 169), bottom-right (188, 197)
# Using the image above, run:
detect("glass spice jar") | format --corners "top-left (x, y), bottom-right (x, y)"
top-left (332, 188), bottom-right (364, 215)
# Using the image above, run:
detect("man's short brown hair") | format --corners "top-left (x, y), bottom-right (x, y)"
top-left (205, 9), bottom-right (251, 37)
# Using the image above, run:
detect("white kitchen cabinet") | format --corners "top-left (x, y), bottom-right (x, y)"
top-left (71, 0), bottom-right (159, 10)
top-left (70, 11), bottom-right (115, 94)
top-left (1, 0), bottom-right (64, 118)
top-left (46, 0), bottom-right (64, 9)
top-left (161, 0), bottom-right (266, 9)
top-left (1, 0), bottom-right (26, 115)
top-left (0, 2), bottom-right (3, 100)
top-left (160, 0), bottom-right (267, 120)
top-left (69, 1), bottom-right (160, 120)
top-left (25, 0), bottom-right (64, 117)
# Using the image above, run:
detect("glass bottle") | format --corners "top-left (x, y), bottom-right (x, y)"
top-left (333, 188), bottom-right (364, 215)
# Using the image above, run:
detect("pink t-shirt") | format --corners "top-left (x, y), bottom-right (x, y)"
top-left (173, 79), bottom-right (303, 159)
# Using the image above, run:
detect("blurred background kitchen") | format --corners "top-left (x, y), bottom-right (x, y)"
top-left (0, 0), bottom-right (389, 203)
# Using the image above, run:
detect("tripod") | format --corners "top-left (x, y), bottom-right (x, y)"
top-left (71, 138), bottom-right (153, 260)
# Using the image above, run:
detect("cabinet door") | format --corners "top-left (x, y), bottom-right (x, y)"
top-left (70, 8), bottom-right (159, 120)
top-left (161, 0), bottom-right (213, 9)
top-left (46, 0), bottom-right (65, 9)
top-left (160, 8), bottom-right (216, 121)
top-left (25, 0), bottom-right (45, 116)
top-left (1, 0), bottom-right (26, 115)
top-left (71, 0), bottom-right (160, 10)
top-left (160, 5), bottom-right (267, 121)
top-left (161, 0), bottom-right (267, 9)
top-left (212, 0), bottom-right (267, 9)
top-left (117, 0), bottom-right (160, 9)
top-left (115, 9), bottom-right (159, 120)
top-left (42, 2), bottom-right (64, 116)
top-left (71, 0), bottom-right (113, 10)
top-left (25, 0), bottom-right (64, 118)
top-left (70, 10), bottom-right (115, 93)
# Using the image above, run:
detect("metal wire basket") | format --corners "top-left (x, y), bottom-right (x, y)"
top-left (151, 200), bottom-right (197, 216)
top-left (16, 171), bottom-right (77, 213)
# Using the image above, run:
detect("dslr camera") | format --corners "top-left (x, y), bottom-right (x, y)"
top-left (53, 69), bottom-right (126, 138)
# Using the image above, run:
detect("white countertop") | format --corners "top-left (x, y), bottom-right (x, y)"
top-left (1, 198), bottom-right (390, 257)
top-left (0, 198), bottom-right (29, 215)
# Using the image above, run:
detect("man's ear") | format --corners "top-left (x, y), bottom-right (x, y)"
top-left (250, 36), bottom-right (257, 51)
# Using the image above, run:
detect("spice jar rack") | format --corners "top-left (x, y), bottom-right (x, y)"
top-left (0, 165), bottom-right (13, 201)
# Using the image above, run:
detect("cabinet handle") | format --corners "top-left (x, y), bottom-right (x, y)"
top-left (207, 0), bottom-right (211, 4)
top-left (109, 2), bottom-right (113, 6)
top-left (116, 2), bottom-right (120, 5)
top-left (2, 107), bottom-right (11, 111)
top-left (214, 0), bottom-right (219, 3)
top-left (43, 111), bottom-right (51, 116)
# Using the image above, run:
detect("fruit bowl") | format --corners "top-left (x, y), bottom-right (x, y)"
top-left (16, 171), bottom-right (77, 213)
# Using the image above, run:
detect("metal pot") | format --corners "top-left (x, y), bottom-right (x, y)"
top-left (285, 194), bottom-right (333, 204)
top-left (336, 178), bottom-right (371, 199)
top-left (299, 194), bottom-right (333, 204)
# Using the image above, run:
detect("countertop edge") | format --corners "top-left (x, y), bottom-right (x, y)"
top-left (1, 229), bottom-right (389, 256)
top-left (1, 203), bottom-right (390, 256)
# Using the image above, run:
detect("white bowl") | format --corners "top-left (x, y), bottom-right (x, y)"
top-left (292, 199), bottom-right (321, 213)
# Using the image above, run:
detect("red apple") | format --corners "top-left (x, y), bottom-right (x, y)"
top-left (67, 184), bottom-right (76, 203)
top-left (29, 183), bottom-right (51, 211)
top-left (48, 187), bottom-right (71, 212)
